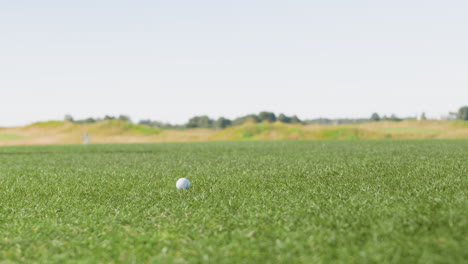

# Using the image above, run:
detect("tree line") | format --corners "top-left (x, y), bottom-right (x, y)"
top-left (64, 114), bottom-right (132, 124)
top-left (64, 106), bottom-right (468, 129)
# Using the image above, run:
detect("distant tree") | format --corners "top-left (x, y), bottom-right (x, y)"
top-left (186, 116), bottom-right (214, 128)
top-left (232, 114), bottom-right (260, 126)
top-left (278, 114), bottom-right (291, 123)
top-left (139, 119), bottom-right (184, 129)
top-left (370, 113), bottom-right (380, 122)
top-left (420, 112), bottom-right (427, 120)
top-left (64, 114), bottom-right (74, 122)
top-left (231, 117), bottom-right (245, 126)
top-left (457, 106), bottom-right (468, 120)
top-left (186, 117), bottom-right (198, 128)
top-left (84, 117), bottom-right (96, 123)
top-left (290, 115), bottom-right (301, 124)
top-left (139, 119), bottom-right (151, 126)
top-left (389, 114), bottom-right (402, 122)
top-left (118, 115), bottom-right (132, 123)
top-left (214, 117), bottom-right (232, 129)
top-left (104, 115), bottom-right (115, 120)
top-left (258, 112), bottom-right (277, 122)
top-left (303, 118), bottom-right (332, 125)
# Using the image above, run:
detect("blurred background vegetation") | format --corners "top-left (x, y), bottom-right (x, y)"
top-left (63, 106), bottom-right (468, 129)
top-left (0, 106), bottom-right (466, 146)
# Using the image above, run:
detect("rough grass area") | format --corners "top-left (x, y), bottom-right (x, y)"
top-left (379, 127), bottom-right (441, 134)
top-left (0, 134), bottom-right (24, 141)
top-left (27, 120), bottom-right (67, 128)
top-left (212, 122), bottom-right (307, 140)
top-left (212, 122), bottom-right (381, 140)
top-left (1, 120), bottom-right (467, 145)
top-left (95, 120), bottom-right (162, 135)
top-left (0, 140), bottom-right (466, 263)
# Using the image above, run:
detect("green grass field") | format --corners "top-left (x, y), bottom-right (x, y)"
top-left (0, 140), bottom-right (467, 263)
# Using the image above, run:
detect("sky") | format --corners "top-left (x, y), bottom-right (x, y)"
top-left (1, 0), bottom-right (467, 126)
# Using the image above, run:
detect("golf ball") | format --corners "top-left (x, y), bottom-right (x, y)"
top-left (176, 178), bottom-right (191, 189)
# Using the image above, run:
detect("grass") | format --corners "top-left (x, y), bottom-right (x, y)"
top-left (27, 120), bottom-right (67, 128)
top-left (0, 134), bottom-right (24, 141)
top-left (213, 122), bottom-right (375, 140)
top-left (452, 121), bottom-right (468, 128)
top-left (95, 120), bottom-right (162, 135)
top-left (312, 127), bottom-right (372, 139)
top-left (213, 121), bottom-right (468, 141)
top-left (379, 127), bottom-right (441, 134)
top-left (0, 140), bottom-right (466, 263)
top-left (1, 120), bottom-right (468, 145)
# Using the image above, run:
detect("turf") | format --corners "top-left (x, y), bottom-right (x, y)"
top-left (0, 140), bottom-right (466, 263)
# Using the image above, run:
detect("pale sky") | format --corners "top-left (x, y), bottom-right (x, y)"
top-left (1, 0), bottom-right (467, 126)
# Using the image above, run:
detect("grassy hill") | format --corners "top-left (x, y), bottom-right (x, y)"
top-left (0, 120), bottom-right (467, 146)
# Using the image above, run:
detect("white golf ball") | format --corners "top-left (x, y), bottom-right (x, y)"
top-left (176, 178), bottom-right (191, 189)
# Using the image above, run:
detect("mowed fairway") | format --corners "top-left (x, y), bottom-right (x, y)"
top-left (0, 140), bottom-right (467, 263)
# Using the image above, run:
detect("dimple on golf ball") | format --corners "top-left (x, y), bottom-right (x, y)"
top-left (176, 178), bottom-right (191, 189)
